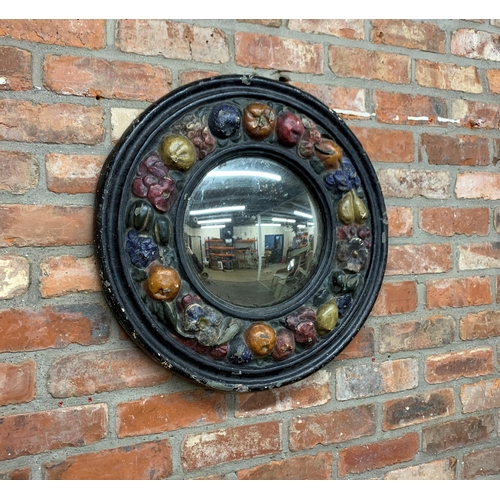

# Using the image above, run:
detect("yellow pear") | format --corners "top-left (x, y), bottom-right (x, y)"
top-left (352, 190), bottom-right (369, 224)
top-left (316, 300), bottom-right (339, 335)
top-left (337, 190), bottom-right (355, 225)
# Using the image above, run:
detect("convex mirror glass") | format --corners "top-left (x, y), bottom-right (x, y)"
top-left (183, 157), bottom-right (323, 308)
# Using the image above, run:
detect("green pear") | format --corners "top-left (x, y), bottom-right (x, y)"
top-left (352, 190), bottom-right (369, 224)
top-left (337, 190), bottom-right (355, 225)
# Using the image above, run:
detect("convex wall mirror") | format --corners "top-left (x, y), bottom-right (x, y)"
top-left (95, 75), bottom-right (388, 391)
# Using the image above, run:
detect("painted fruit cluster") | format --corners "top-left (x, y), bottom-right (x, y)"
top-left (123, 97), bottom-right (371, 370)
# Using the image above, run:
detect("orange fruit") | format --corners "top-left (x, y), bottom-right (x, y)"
top-left (244, 322), bottom-right (276, 356)
top-left (146, 266), bottom-right (181, 301)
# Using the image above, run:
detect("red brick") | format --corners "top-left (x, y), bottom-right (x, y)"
top-left (237, 452), bottom-right (333, 480)
top-left (117, 390), bottom-right (226, 438)
top-left (237, 20), bottom-right (282, 28)
top-left (374, 90), bottom-right (448, 126)
top-left (378, 169), bottom-right (450, 199)
top-left (0, 46), bottom-right (31, 91)
top-left (0, 404), bottom-right (107, 461)
top-left (336, 326), bottom-right (375, 360)
top-left (486, 68), bottom-right (500, 93)
top-left (426, 276), bottom-right (492, 309)
top-left (423, 414), bottom-right (495, 454)
top-left (380, 316), bottom-right (455, 354)
top-left (452, 99), bottom-right (500, 129)
top-left (495, 208), bottom-right (500, 234)
top-left (387, 207), bottom-right (414, 237)
top-left (0, 20), bottom-right (105, 49)
top-left (48, 348), bottom-right (171, 398)
top-left (45, 154), bottom-right (104, 194)
top-left (372, 20), bottom-right (445, 53)
top-left (329, 46), bottom-right (410, 84)
top-left (116, 20), bottom-right (229, 64)
top-left (460, 377), bottom-right (500, 413)
top-left (118, 325), bottom-right (131, 341)
top-left (336, 358), bottom-right (418, 400)
top-left (289, 405), bottom-right (375, 451)
top-left (0, 360), bottom-right (36, 406)
top-left (458, 243), bottom-right (500, 270)
top-left (383, 388), bottom-right (455, 430)
top-left (456, 172), bottom-right (500, 199)
top-left (416, 60), bottom-right (482, 93)
top-left (386, 244), bottom-right (452, 276)
top-left (420, 134), bottom-right (490, 166)
top-left (179, 70), bottom-right (220, 87)
top-left (425, 347), bottom-right (494, 384)
top-left (384, 458), bottom-right (457, 480)
top-left (0, 468), bottom-right (31, 480)
top-left (43, 439), bottom-right (172, 480)
top-left (0, 304), bottom-right (110, 353)
top-left (420, 207), bottom-right (489, 236)
top-left (0, 151), bottom-right (38, 194)
top-left (350, 127), bottom-right (414, 163)
top-left (371, 281), bottom-right (418, 316)
top-left (182, 422), bottom-right (281, 471)
top-left (291, 82), bottom-right (368, 119)
top-left (338, 433), bottom-right (419, 477)
top-left (0, 255), bottom-right (29, 299)
top-left (43, 55), bottom-right (171, 102)
top-left (463, 446), bottom-right (500, 479)
top-left (0, 205), bottom-right (93, 247)
top-left (461, 310), bottom-right (500, 340)
top-left (235, 32), bottom-right (323, 74)
top-left (289, 19), bottom-right (364, 39)
top-left (235, 370), bottom-right (330, 418)
top-left (40, 255), bottom-right (100, 298)
top-left (451, 28), bottom-right (500, 61)
top-left (0, 100), bottom-right (104, 144)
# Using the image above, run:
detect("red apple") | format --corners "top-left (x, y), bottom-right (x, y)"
top-left (276, 111), bottom-right (304, 147)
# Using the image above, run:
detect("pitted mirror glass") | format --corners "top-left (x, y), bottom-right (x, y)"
top-left (183, 157), bottom-right (323, 308)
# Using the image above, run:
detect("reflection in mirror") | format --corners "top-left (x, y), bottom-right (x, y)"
top-left (183, 158), bottom-right (323, 307)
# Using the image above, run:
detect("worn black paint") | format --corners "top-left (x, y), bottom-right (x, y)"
top-left (95, 75), bottom-right (388, 391)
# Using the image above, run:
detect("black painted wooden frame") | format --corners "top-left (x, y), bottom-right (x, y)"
top-left (95, 75), bottom-right (388, 391)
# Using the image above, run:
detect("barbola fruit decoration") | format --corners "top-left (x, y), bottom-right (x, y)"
top-left (96, 76), bottom-right (386, 392)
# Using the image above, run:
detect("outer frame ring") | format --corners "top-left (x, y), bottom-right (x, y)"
top-left (95, 75), bottom-right (388, 391)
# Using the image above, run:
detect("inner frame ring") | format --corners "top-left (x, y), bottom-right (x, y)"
top-left (175, 143), bottom-right (336, 321)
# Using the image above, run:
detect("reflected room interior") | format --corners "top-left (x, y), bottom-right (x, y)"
top-left (183, 157), bottom-right (323, 308)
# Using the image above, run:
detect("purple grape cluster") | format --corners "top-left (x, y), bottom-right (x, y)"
top-left (324, 157), bottom-right (360, 192)
top-left (126, 230), bottom-right (158, 268)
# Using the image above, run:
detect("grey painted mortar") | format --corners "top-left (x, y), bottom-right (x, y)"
top-left (0, 19), bottom-right (499, 480)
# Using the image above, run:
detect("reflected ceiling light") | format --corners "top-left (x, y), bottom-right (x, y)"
top-left (197, 218), bottom-right (232, 224)
top-left (272, 217), bottom-right (296, 223)
top-left (307, 222), bottom-right (315, 226)
top-left (200, 225), bottom-right (226, 229)
top-left (293, 210), bottom-right (313, 219)
top-left (297, 224), bottom-right (306, 229)
top-left (207, 170), bottom-right (281, 181)
top-left (189, 206), bottom-right (245, 215)
top-left (255, 223), bottom-right (281, 227)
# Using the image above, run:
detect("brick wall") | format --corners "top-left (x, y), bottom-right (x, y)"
top-left (1, 19), bottom-right (500, 480)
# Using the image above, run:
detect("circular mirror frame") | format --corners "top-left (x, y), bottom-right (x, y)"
top-left (95, 75), bottom-right (388, 391)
